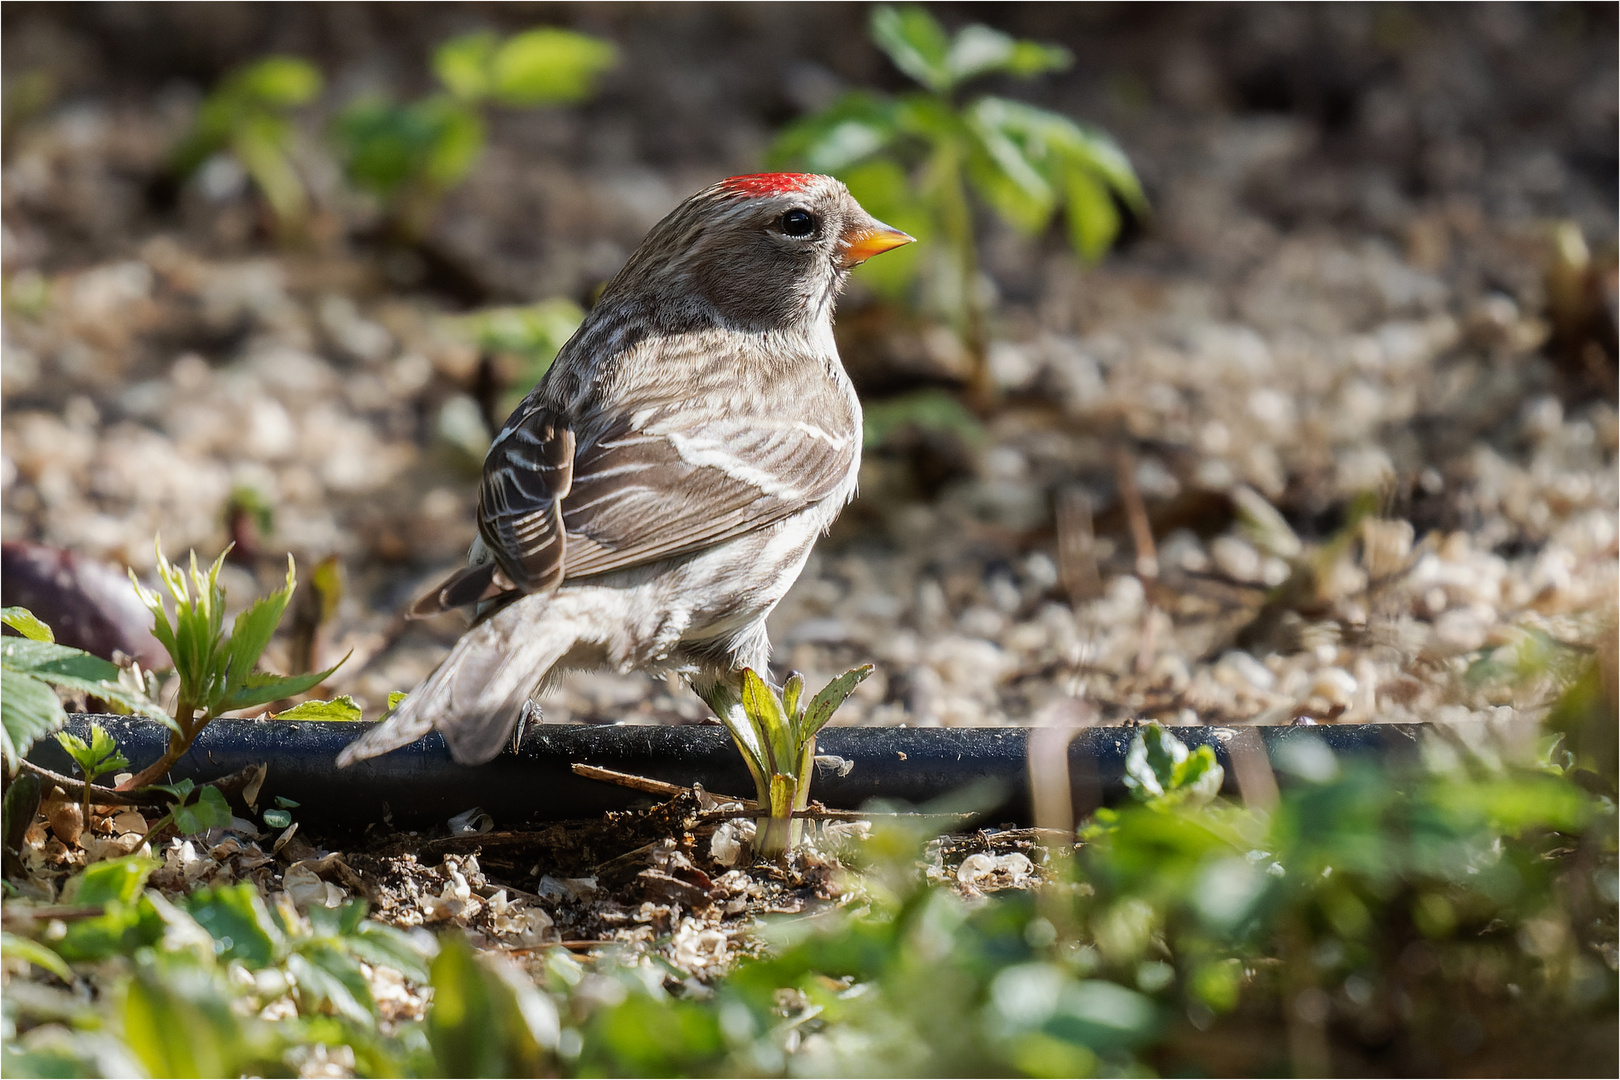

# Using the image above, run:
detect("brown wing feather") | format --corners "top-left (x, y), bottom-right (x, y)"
top-left (477, 414), bottom-right (575, 592)
top-left (559, 407), bottom-right (853, 578)
top-left (426, 335), bottom-right (857, 611)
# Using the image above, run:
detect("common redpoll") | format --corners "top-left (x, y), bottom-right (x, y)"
top-left (338, 173), bottom-right (911, 766)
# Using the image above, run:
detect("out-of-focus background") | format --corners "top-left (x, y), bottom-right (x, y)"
top-left (3, 2), bottom-right (1615, 734)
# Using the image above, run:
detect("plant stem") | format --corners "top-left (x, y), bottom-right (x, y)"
top-left (931, 138), bottom-right (992, 412)
top-left (120, 698), bottom-right (202, 791)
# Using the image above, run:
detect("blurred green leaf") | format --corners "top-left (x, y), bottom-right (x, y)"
top-left (871, 6), bottom-right (953, 93)
top-left (0, 931), bottom-right (72, 982)
top-left (490, 28), bottom-right (617, 106)
top-left (121, 955), bottom-right (264, 1079)
top-left (232, 56), bottom-right (322, 107)
top-left (435, 31), bottom-right (499, 100)
top-left (183, 884), bottom-right (283, 969)
top-left (946, 24), bottom-right (1072, 83)
top-left (1, 668), bottom-right (65, 769)
top-left (428, 934), bottom-right (557, 1076)
top-left (768, 91), bottom-right (899, 174)
top-left (65, 854), bottom-right (157, 907)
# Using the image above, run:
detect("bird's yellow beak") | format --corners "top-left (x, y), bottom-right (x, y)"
top-left (840, 221), bottom-right (915, 268)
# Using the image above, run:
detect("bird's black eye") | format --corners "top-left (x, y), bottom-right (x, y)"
top-left (780, 208), bottom-right (816, 237)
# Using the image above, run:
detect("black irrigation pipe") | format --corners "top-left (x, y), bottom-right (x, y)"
top-left (28, 715), bottom-right (1428, 832)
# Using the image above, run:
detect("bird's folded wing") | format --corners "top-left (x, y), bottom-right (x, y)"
top-left (562, 406), bottom-right (855, 577)
top-left (478, 410), bottom-right (575, 592)
top-left (477, 395), bottom-right (855, 589)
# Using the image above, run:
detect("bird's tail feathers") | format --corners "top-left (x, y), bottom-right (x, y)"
top-left (336, 598), bottom-right (575, 767)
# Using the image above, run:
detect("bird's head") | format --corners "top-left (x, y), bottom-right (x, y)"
top-left (600, 173), bottom-right (913, 333)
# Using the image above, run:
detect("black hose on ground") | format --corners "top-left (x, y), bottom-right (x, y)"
top-left (29, 716), bottom-right (1428, 832)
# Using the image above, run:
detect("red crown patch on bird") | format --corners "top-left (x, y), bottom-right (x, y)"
top-left (719, 173), bottom-right (819, 197)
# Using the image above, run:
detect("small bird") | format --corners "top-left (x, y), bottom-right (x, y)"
top-left (338, 173), bottom-right (912, 767)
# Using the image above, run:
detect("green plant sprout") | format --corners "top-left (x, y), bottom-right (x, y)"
top-left (54, 723), bottom-right (130, 828)
top-left (169, 56), bottom-right (324, 235)
top-left (334, 27), bottom-right (616, 240)
top-left (711, 666), bottom-right (872, 860)
top-left (1, 606), bottom-right (161, 770)
top-left (1120, 722), bottom-right (1224, 809)
top-left (122, 542), bottom-right (344, 790)
top-left (770, 5), bottom-right (1146, 403)
top-left (128, 779), bottom-right (234, 852)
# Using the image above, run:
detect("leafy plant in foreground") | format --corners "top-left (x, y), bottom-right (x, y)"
top-left (334, 26), bottom-right (616, 240)
top-left (168, 56), bottom-right (324, 235)
top-left (770, 4), bottom-right (1146, 401)
top-left (709, 666), bottom-right (871, 859)
top-left (121, 542), bottom-right (343, 789)
top-left (1, 606), bottom-right (158, 770)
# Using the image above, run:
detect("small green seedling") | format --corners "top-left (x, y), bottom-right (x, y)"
top-left (1, 606), bottom-right (161, 770)
top-left (54, 723), bottom-right (130, 827)
top-left (718, 666), bottom-right (872, 860)
top-left (123, 542), bottom-right (345, 789)
top-left (770, 5), bottom-right (1145, 401)
top-left (136, 779), bottom-right (234, 849)
top-left (1122, 723), bottom-right (1224, 810)
top-left (334, 26), bottom-right (616, 239)
top-left (169, 56), bottom-right (324, 235)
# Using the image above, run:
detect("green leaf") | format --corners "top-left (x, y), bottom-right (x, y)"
top-left (65, 854), bottom-right (158, 906)
top-left (489, 28), bottom-right (617, 106)
top-left (943, 25), bottom-right (1071, 86)
top-left (288, 946), bottom-right (375, 1027)
top-left (263, 808), bottom-right (292, 829)
top-left (965, 98), bottom-right (1057, 234)
top-left (1, 606), bottom-right (53, 642)
top-left (231, 56), bottom-right (322, 107)
top-left (220, 556), bottom-right (296, 706)
top-left (219, 657), bottom-right (346, 712)
top-left (273, 695), bottom-right (363, 723)
top-left (183, 883), bottom-right (284, 969)
top-left (122, 956), bottom-right (254, 1079)
top-left (871, 6), bottom-right (953, 93)
top-left (781, 672), bottom-right (805, 725)
top-left (55, 723), bottom-right (129, 783)
top-left (421, 97), bottom-right (486, 189)
top-left (55, 896), bottom-right (166, 963)
top-left (1, 668), bottom-right (65, 768)
top-left (800, 665), bottom-right (873, 740)
top-left (435, 30), bottom-right (499, 100)
top-left (1060, 166), bottom-right (1121, 262)
top-left (0, 930), bottom-right (73, 981)
top-left (387, 691), bottom-right (410, 711)
top-left (428, 934), bottom-right (558, 1076)
top-left (1123, 725), bottom-right (1224, 809)
top-left (1, 637), bottom-right (159, 716)
top-left (768, 91), bottom-right (900, 174)
top-left (346, 920), bottom-right (435, 985)
top-left (741, 668), bottom-right (792, 777)
top-left (171, 785), bottom-right (232, 836)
